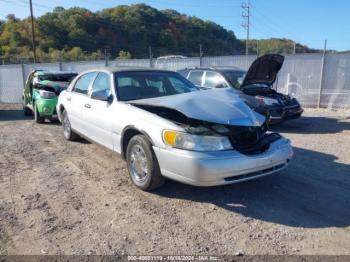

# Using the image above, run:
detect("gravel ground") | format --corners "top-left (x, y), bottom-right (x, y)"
top-left (0, 104), bottom-right (349, 255)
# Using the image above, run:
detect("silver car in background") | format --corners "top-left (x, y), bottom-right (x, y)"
top-left (56, 68), bottom-right (293, 191)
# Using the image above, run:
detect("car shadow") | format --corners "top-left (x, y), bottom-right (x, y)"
top-left (270, 116), bottom-right (350, 134)
top-left (155, 147), bottom-right (350, 229)
top-left (0, 108), bottom-right (61, 124)
top-left (0, 109), bottom-right (31, 121)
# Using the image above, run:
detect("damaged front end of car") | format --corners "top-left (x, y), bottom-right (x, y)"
top-left (132, 103), bottom-right (282, 155)
top-left (129, 88), bottom-right (285, 156)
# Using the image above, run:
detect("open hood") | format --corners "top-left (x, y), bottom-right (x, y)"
top-left (128, 89), bottom-right (266, 127)
top-left (241, 54), bottom-right (284, 88)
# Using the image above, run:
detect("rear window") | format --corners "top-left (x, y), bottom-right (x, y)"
top-left (115, 71), bottom-right (198, 101)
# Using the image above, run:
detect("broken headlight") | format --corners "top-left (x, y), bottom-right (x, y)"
top-left (39, 90), bottom-right (56, 98)
top-left (162, 130), bottom-right (233, 151)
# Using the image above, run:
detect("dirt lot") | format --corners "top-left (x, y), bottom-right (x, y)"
top-left (0, 104), bottom-right (349, 255)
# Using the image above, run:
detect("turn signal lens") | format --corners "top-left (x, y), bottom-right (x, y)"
top-left (163, 130), bottom-right (178, 146)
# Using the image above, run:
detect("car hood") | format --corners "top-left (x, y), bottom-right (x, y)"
top-left (128, 88), bottom-right (266, 127)
top-left (241, 54), bottom-right (284, 88)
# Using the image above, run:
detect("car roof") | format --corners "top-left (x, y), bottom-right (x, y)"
top-left (78, 67), bottom-right (176, 75)
top-left (180, 66), bottom-right (246, 73)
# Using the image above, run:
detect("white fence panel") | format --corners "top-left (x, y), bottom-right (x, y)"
top-left (276, 54), bottom-right (323, 107)
top-left (110, 58), bottom-right (151, 68)
top-left (203, 55), bottom-right (256, 70)
top-left (321, 53), bottom-right (350, 108)
top-left (23, 62), bottom-right (60, 80)
top-left (0, 54), bottom-right (349, 108)
top-left (155, 57), bottom-right (200, 71)
top-left (61, 60), bottom-right (105, 73)
top-left (0, 64), bottom-right (23, 103)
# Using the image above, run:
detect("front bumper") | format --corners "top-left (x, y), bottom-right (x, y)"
top-left (268, 105), bottom-right (303, 124)
top-left (153, 137), bottom-right (293, 186)
top-left (35, 97), bottom-right (58, 118)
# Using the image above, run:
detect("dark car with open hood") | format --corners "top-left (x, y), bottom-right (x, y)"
top-left (178, 54), bottom-right (303, 124)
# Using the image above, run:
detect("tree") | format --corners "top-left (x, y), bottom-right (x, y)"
top-left (117, 50), bottom-right (131, 59)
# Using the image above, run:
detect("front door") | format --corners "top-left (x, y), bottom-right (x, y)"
top-left (66, 72), bottom-right (97, 134)
top-left (83, 72), bottom-right (114, 150)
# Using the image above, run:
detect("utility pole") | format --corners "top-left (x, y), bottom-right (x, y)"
top-left (318, 39), bottom-right (327, 108)
top-left (293, 41), bottom-right (296, 54)
top-left (149, 46), bottom-right (153, 68)
top-left (242, 0), bottom-right (250, 56)
top-left (104, 47), bottom-right (109, 67)
top-left (199, 44), bottom-right (203, 67)
top-left (29, 0), bottom-right (37, 63)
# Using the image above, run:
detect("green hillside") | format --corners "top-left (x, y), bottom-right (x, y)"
top-left (0, 3), bottom-right (321, 63)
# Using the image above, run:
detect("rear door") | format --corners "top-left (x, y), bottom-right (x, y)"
top-left (83, 72), bottom-right (114, 150)
top-left (65, 72), bottom-right (97, 134)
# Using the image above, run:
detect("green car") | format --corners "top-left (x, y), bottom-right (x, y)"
top-left (22, 70), bottom-right (77, 123)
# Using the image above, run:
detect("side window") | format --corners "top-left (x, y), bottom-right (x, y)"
top-left (188, 71), bottom-right (203, 86)
top-left (91, 73), bottom-right (110, 94)
top-left (204, 71), bottom-right (229, 89)
top-left (72, 72), bottom-right (96, 95)
top-left (169, 77), bottom-right (193, 93)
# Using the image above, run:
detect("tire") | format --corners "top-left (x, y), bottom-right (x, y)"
top-left (62, 110), bottom-right (79, 141)
top-left (126, 135), bottom-right (165, 191)
top-left (34, 104), bottom-right (45, 123)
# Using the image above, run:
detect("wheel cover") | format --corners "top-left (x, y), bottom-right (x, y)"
top-left (129, 144), bottom-right (149, 183)
top-left (63, 113), bottom-right (71, 138)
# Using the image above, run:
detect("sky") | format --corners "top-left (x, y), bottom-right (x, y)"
top-left (0, 0), bottom-right (349, 51)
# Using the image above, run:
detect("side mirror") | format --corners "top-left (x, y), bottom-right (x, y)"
top-left (91, 90), bottom-right (113, 102)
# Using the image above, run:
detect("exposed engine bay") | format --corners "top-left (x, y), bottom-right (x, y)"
top-left (242, 84), bottom-right (299, 107)
top-left (34, 82), bottom-right (69, 96)
top-left (132, 104), bottom-right (281, 155)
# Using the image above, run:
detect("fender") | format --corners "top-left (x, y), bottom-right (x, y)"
top-left (120, 125), bottom-right (155, 159)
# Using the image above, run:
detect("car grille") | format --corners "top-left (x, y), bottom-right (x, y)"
top-left (225, 124), bottom-right (280, 155)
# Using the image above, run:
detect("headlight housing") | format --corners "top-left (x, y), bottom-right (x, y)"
top-left (256, 96), bottom-right (279, 106)
top-left (163, 130), bottom-right (233, 151)
top-left (39, 90), bottom-right (56, 98)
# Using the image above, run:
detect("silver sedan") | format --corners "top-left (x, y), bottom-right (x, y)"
top-left (57, 68), bottom-right (293, 191)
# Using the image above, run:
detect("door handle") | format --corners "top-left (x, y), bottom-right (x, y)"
top-left (67, 97), bottom-right (71, 102)
top-left (85, 104), bottom-right (91, 109)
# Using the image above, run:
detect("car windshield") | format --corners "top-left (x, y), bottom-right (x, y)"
top-left (38, 73), bottom-right (77, 82)
top-left (222, 71), bottom-right (246, 88)
top-left (115, 71), bottom-right (199, 101)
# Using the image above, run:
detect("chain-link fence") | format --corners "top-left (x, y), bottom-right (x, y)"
top-left (0, 53), bottom-right (349, 108)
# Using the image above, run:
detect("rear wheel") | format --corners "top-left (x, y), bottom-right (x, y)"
top-left (126, 135), bottom-right (165, 191)
top-left (62, 110), bottom-right (79, 141)
top-left (22, 98), bottom-right (32, 116)
top-left (34, 105), bottom-right (44, 123)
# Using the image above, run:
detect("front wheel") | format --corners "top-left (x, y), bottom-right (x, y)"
top-left (62, 110), bottom-right (79, 141)
top-left (126, 135), bottom-right (165, 191)
top-left (34, 105), bottom-right (44, 123)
